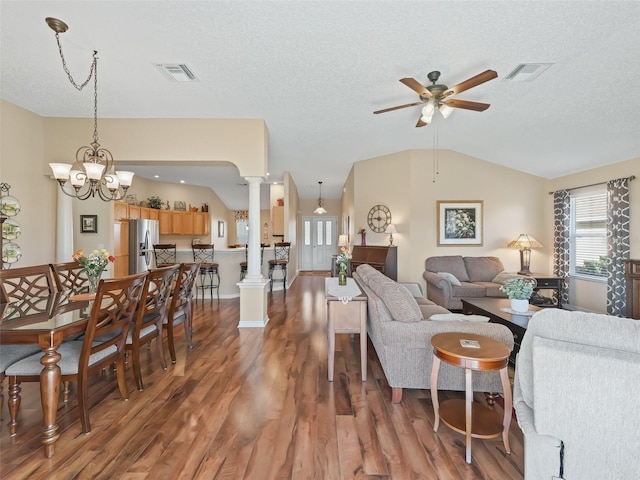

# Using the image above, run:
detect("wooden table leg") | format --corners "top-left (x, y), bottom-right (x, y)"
top-left (360, 304), bottom-right (367, 382)
top-left (327, 304), bottom-right (335, 381)
top-left (39, 333), bottom-right (63, 458)
top-left (500, 366), bottom-right (512, 454)
top-left (430, 355), bottom-right (441, 432)
top-left (465, 367), bottom-right (473, 464)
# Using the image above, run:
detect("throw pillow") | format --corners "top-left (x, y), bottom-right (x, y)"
top-left (429, 313), bottom-right (490, 322)
top-left (437, 271), bottom-right (462, 286)
top-left (492, 272), bottom-right (524, 284)
top-left (377, 282), bottom-right (423, 323)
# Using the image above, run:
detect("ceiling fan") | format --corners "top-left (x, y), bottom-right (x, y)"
top-left (373, 69), bottom-right (498, 127)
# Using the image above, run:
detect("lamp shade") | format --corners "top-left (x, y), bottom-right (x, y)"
top-left (385, 224), bottom-right (398, 234)
top-left (508, 234), bottom-right (543, 249)
top-left (338, 234), bottom-right (349, 247)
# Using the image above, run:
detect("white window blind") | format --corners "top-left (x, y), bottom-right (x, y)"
top-left (570, 190), bottom-right (607, 278)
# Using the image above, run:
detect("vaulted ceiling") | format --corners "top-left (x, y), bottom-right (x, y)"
top-left (2, 1), bottom-right (639, 209)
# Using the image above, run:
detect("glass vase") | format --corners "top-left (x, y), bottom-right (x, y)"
top-left (86, 270), bottom-right (103, 294)
top-left (360, 232), bottom-right (366, 246)
top-left (338, 267), bottom-right (347, 286)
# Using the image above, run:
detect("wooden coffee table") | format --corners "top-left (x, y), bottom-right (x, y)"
top-left (430, 332), bottom-right (512, 464)
top-left (461, 298), bottom-right (541, 367)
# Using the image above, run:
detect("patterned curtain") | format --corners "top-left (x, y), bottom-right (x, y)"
top-left (553, 190), bottom-right (571, 306)
top-left (606, 178), bottom-right (631, 316)
top-left (234, 210), bottom-right (248, 222)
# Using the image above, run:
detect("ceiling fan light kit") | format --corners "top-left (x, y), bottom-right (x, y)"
top-left (374, 69), bottom-right (497, 127)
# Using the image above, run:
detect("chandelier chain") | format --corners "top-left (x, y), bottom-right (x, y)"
top-left (54, 32), bottom-right (97, 91)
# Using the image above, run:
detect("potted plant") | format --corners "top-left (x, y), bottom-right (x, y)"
top-left (147, 195), bottom-right (163, 209)
top-left (499, 277), bottom-right (536, 313)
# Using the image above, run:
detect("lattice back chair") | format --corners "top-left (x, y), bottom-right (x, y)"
top-left (153, 244), bottom-right (177, 268)
top-left (5, 272), bottom-right (148, 435)
top-left (268, 242), bottom-right (291, 292)
top-left (0, 264), bottom-right (57, 304)
top-left (165, 262), bottom-right (199, 363)
top-left (192, 244), bottom-right (220, 301)
top-left (240, 243), bottom-right (267, 280)
top-left (127, 264), bottom-right (179, 391)
top-left (50, 261), bottom-right (90, 295)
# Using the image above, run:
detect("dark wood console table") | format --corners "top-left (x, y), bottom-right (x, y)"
top-left (625, 259), bottom-right (640, 319)
top-left (350, 245), bottom-right (397, 280)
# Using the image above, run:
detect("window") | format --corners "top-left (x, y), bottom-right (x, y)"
top-left (236, 220), bottom-right (248, 245)
top-left (570, 187), bottom-right (607, 279)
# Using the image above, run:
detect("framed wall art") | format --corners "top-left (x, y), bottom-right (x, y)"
top-left (218, 220), bottom-right (225, 238)
top-left (437, 200), bottom-right (483, 246)
top-left (80, 214), bottom-right (98, 234)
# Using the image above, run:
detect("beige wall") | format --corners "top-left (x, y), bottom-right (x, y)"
top-left (0, 101), bottom-right (56, 266)
top-left (352, 149), bottom-right (549, 286)
top-left (284, 172), bottom-right (299, 280)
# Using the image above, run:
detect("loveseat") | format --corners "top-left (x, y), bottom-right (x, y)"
top-left (514, 308), bottom-right (640, 479)
top-left (353, 264), bottom-right (514, 403)
top-left (423, 255), bottom-right (515, 310)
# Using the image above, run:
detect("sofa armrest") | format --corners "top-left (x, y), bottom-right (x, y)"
top-left (423, 271), bottom-right (453, 308)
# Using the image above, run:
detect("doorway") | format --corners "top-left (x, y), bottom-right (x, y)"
top-left (300, 216), bottom-right (337, 271)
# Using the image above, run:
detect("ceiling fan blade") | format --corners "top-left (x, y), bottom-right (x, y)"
top-left (400, 78), bottom-right (431, 97)
top-left (373, 102), bottom-right (422, 114)
top-left (442, 69), bottom-right (498, 97)
top-left (443, 99), bottom-right (491, 112)
top-left (415, 118), bottom-right (428, 128)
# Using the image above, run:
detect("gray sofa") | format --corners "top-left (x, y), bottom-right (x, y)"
top-left (353, 264), bottom-right (514, 403)
top-left (423, 255), bottom-right (511, 310)
top-left (514, 308), bottom-right (640, 480)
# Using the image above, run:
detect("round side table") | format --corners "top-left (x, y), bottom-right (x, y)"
top-left (430, 332), bottom-right (512, 464)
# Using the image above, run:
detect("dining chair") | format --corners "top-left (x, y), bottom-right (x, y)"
top-left (5, 271), bottom-right (148, 436)
top-left (165, 262), bottom-right (199, 363)
top-left (240, 243), bottom-right (266, 280)
top-left (0, 264), bottom-right (57, 304)
top-left (50, 260), bottom-right (89, 295)
top-left (268, 242), bottom-right (291, 292)
top-left (127, 264), bottom-right (179, 391)
top-left (153, 243), bottom-right (177, 268)
top-left (191, 244), bottom-right (220, 301)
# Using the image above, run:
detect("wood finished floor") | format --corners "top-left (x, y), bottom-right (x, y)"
top-left (0, 276), bottom-right (524, 479)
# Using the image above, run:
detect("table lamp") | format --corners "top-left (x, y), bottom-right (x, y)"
top-left (338, 234), bottom-right (349, 249)
top-left (385, 224), bottom-right (398, 246)
top-left (508, 234), bottom-right (543, 275)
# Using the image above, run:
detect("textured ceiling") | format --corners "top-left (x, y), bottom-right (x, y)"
top-left (2, 1), bottom-right (639, 209)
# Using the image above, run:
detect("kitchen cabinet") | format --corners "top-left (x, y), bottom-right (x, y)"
top-left (172, 211), bottom-right (194, 235)
top-left (114, 201), bottom-right (128, 220)
top-left (148, 208), bottom-right (159, 221)
top-left (113, 220), bottom-right (129, 277)
top-left (158, 210), bottom-right (172, 235)
top-left (128, 205), bottom-right (141, 219)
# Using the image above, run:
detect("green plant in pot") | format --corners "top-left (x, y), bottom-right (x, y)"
top-left (499, 277), bottom-right (536, 313)
top-left (147, 196), bottom-right (163, 209)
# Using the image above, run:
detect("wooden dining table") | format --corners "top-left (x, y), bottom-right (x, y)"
top-left (0, 292), bottom-right (92, 458)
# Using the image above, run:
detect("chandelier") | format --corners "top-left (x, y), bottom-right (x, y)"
top-left (314, 181), bottom-right (327, 214)
top-left (46, 17), bottom-right (133, 202)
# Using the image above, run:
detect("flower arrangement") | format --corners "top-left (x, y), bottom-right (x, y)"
top-left (73, 249), bottom-right (115, 275)
top-left (336, 247), bottom-right (351, 269)
top-left (357, 227), bottom-right (366, 235)
top-left (499, 277), bottom-right (536, 300)
top-left (147, 195), bottom-right (163, 209)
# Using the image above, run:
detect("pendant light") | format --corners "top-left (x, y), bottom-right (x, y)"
top-left (46, 17), bottom-right (134, 202)
top-left (314, 181), bottom-right (327, 214)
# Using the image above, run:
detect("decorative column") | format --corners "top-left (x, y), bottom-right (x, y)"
top-left (56, 184), bottom-right (74, 262)
top-left (238, 176), bottom-right (269, 328)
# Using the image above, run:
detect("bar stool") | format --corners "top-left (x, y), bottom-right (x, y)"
top-left (268, 242), bottom-right (290, 292)
top-left (153, 244), bottom-right (177, 268)
top-left (191, 244), bottom-right (220, 301)
top-left (240, 243), bottom-right (266, 280)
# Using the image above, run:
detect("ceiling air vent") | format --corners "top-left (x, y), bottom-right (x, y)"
top-left (505, 63), bottom-right (553, 82)
top-left (154, 63), bottom-right (199, 82)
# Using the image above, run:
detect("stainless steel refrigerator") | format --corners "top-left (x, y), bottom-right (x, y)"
top-left (128, 219), bottom-right (160, 274)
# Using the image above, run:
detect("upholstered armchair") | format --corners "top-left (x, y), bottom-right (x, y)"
top-left (514, 309), bottom-right (640, 480)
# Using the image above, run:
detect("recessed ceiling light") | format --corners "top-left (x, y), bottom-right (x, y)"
top-left (180, 180), bottom-right (185, 184)
top-left (153, 175), bottom-right (159, 178)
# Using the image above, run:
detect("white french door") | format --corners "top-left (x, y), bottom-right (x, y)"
top-left (301, 216), bottom-right (337, 271)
